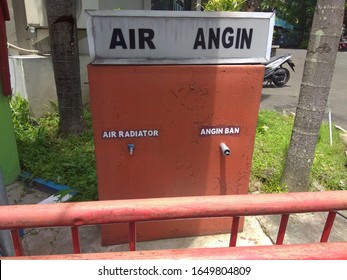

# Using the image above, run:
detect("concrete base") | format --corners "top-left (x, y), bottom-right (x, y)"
top-left (257, 212), bottom-right (347, 244)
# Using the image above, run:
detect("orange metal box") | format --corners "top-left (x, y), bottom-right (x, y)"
top-left (88, 64), bottom-right (264, 245)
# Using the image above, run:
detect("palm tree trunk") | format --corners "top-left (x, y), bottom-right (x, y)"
top-left (45, 0), bottom-right (84, 135)
top-left (281, 0), bottom-right (345, 192)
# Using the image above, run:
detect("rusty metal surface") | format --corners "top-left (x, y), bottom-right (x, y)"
top-left (88, 64), bottom-right (264, 244)
top-left (0, 191), bottom-right (346, 230)
top-left (1, 191), bottom-right (347, 259)
top-left (2, 242), bottom-right (347, 260)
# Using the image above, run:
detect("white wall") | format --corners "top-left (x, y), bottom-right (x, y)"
top-left (9, 0), bottom-right (150, 117)
top-left (9, 55), bottom-right (57, 118)
top-left (9, 54), bottom-right (91, 118)
top-left (24, 0), bottom-right (150, 28)
top-left (99, 0), bottom-right (150, 10)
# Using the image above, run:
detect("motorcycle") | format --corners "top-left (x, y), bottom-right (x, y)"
top-left (339, 37), bottom-right (347, 51)
top-left (263, 53), bottom-right (295, 87)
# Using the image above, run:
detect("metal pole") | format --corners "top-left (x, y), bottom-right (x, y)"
top-left (328, 107), bottom-right (333, 146)
top-left (1, 191), bottom-right (346, 229)
top-left (0, 170), bottom-right (15, 256)
top-left (196, 0), bottom-right (202, 10)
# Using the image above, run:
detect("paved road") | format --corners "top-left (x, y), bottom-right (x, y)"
top-left (261, 48), bottom-right (347, 129)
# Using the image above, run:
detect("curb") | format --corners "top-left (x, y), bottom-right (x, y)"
top-left (15, 173), bottom-right (75, 237)
top-left (19, 172), bottom-right (75, 202)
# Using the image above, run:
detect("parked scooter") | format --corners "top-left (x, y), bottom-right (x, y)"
top-left (263, 53), bottom-right (295, 87)
top-left (339, 37), bottom-right (347, 51)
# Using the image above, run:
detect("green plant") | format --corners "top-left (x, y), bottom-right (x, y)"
top-left (10, 95), bottom-right (60, 144)
top-left (312, 123), bottom-right (347, 191)
top-left (11, 97), bottom-right (346, 201)
top-left (10, 96), bottom-right (97, 201)
top-left (251, 110), bottom-right (293, 193)
top-left (204, 0), bottom-right (246, 11)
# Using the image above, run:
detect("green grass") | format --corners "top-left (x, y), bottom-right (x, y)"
top-left (251, 110), bottom-right (293, 193)
top-left (10, 96), bottom-right (97, 201)
top-left (312, 123), bottom-right (347, 191)
top-left (10, 97), bottom-right (347, 201)
top-left (252, 110), bottom-right (347, 193)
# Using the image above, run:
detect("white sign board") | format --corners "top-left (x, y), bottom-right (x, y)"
top-left (86, 10), bottom-right (275, 65)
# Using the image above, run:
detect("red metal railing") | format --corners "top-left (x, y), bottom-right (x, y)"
top-left (0, 191), bottom-right (346, 259)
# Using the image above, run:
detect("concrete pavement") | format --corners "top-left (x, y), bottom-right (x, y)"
top-left (3, 181), bottom-right (347, 257)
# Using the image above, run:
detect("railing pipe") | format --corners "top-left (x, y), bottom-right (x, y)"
top-left (0, 191), bottom-right (346, 230)
top-left (10, 230), bottom-right (23, 256)
top-left (4, 242), bottom-right (347, 260)
top-left (320, 211), bottom-right (337, 242)
top-left (129, 222), bottom-right (136, 251)
top-left (71, 226), bottom-right (81, 254)
top-left (229, 217), bottom-right (240, 247)
top-left (276, 214), bottom-right (289, 245)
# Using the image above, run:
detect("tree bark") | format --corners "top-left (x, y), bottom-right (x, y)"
top-left (280, 0), bottom-right (345, 192)
top-left (45, 0), bottom-right (84, 135)
top-left (184, 0), bottom-right (192, 10)
top-left (245, 0), bottom-right (262, 11)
